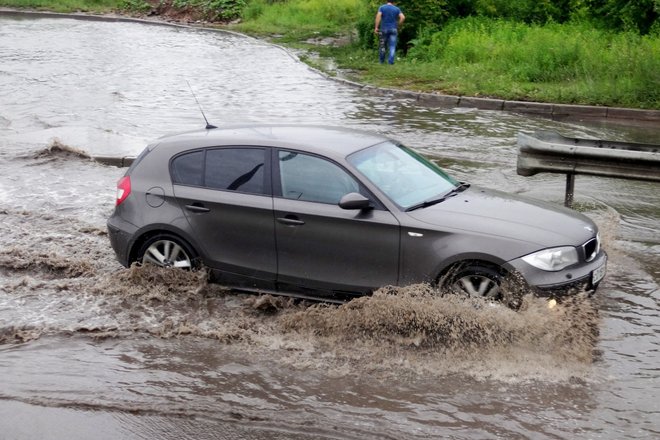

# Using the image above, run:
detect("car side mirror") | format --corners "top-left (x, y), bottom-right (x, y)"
top-left (339, 192), bottom-right (373, 210)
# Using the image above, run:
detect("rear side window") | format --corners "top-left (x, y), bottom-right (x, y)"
top-left (205, 148), bottom-right (265, 194)
top-left (171, 147), bottom-right (267, 195)
top-left (172, 150), bottom-right (204, 186)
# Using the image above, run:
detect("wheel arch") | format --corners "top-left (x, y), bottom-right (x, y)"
top-left (434, 255), bottom-right (510, 285)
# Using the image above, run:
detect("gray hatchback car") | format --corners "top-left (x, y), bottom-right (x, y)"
top-left (107, 124), bottom-right (607, 303)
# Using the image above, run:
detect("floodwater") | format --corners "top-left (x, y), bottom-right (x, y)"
top-left (1, 13), bottom-right (659, 439)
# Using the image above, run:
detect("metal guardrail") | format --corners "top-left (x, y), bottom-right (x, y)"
top-left (517, 131), bottom-right (660, 207)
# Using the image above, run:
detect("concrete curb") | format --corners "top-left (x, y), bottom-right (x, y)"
top-left (331, 77), bottom-right (660, 123)
top-left (0, 8), bottom-right (252, 38)
top-left (3, 7), bottom-right (659, 124)
top-left (93, 156), bottom-right (135, 167)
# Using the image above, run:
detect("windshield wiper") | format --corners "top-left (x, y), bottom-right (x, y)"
top-left (405, 182), bottom-right (470, 212)
top-left (455, 182), bottom-right (471, 192)
top-left (405, 196), bottom-right (448, 212)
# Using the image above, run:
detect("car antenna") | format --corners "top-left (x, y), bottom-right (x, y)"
top-left (186, 80), bottom-right (217, 129)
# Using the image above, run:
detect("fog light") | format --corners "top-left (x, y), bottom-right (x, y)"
top-left (548, 299), bottom-right (557, 309)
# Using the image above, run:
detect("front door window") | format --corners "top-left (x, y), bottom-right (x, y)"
top-left (278, 151), bottom-right (360, 204)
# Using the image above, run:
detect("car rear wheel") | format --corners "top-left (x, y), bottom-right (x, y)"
top-left (446, 264), bottom-right (503, 300)
top-left (138, 234), bottom-right (197, 269)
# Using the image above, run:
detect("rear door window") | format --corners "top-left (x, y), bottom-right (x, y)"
top-left (171, 147), bottom-right (269, 195)
top-left (205, 148), bottom-right (266, 194)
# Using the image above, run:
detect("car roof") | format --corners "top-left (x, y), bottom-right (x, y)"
top-left (153, 124), bottom-right (392, 160)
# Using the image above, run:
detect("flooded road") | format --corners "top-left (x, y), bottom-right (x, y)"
top-left (1, 13), bottom-right (659, 439)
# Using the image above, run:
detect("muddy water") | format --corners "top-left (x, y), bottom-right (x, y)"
top-left (1, 13), bottom-right (659, 439)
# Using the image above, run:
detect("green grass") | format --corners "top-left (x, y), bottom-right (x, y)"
top-left (234, 4), bottom-right (659, 109)
top-left (0, 0), bottom-right (126, 13)
top-left (314, 18), bottom-right (660, 109)
top-left (235, 0), bottom-right (367, 41)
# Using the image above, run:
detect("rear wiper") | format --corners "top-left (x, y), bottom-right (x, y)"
top-left (405, 183), bottom-right (470, 212)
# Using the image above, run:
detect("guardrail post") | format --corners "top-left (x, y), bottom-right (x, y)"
top-left (564, 173), bottom-right (575, 208)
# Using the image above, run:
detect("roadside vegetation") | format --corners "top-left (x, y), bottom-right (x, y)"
top-left (235, 0), bottom-right (659, 109)
top-left (0, 0), bottom-right (120, 13)
top-left (2, 0), bottom-right (658, 109)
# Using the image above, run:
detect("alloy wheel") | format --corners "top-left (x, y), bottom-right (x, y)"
top-left (142, 239), bottom-right (192, 269)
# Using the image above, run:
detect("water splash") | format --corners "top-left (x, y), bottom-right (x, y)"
top-left (31, 139), bottom-right (91, 163)
top-left (0, 247), bottom-right (95, 278)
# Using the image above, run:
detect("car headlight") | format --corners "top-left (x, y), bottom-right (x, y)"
top-left (522, 246), bottom-right (579, 271)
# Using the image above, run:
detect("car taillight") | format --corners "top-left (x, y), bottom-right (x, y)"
top-left (116, 176), bottom-right (131, 206)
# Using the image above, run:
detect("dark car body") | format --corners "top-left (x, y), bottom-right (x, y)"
top-left (107, 124), bottom-right (607, 302)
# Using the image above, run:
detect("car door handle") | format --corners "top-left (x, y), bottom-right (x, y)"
top-left (185, 203), bottom-right (210, 213)
top-left (277, 215), bottom-right (305, 226)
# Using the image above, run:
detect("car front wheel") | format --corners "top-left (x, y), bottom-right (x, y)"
top-left (446, 264), bottom-right (503, 300)
top-left (137, 234), bottom-right (197, 269)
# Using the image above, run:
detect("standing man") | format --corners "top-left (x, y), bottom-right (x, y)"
top-left (374, 1), bottom-right (405, 64)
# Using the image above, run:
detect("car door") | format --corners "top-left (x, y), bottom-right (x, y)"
top-left (171, 147), bottom-right (277, 285)
top-left (273, 150), bottom-right (400, 295)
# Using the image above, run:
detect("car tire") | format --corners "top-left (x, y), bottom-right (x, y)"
top-left (137, 233), bottom-right (198, 270)
top-left (445, 264), bottom-right (503, 300)
top-left (444, 263), bottom-right (525, 309)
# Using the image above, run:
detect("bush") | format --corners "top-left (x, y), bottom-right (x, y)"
top-left (206, 0), bottom-right (247, 20)
top-left (120, 0), bottom-right (151, 13)
top-left (473, 0), bottom-right (660, 34)
top-left (364, 0), bottom-right (452, 50)
top-left (161, 0), bottom-right (247, 21)
top-left (588, 0), bottom-right (660, 34)
top-left (404, 16), bottom-right (660, 107)
top-left (474, 0), bottom-right (571, 23)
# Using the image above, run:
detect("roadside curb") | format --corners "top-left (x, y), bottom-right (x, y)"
top-left (93, 156), bottom-right (135, 167)
top-left (329, 77), bottom-right (660, 123)
top-left (3, 8), bottom-right (659, 124)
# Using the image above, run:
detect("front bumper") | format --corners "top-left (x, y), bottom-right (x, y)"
top-left (507, 250), bottom-right (607, 297)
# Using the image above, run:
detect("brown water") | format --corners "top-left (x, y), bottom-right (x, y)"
top-left (1, 13), bottom-right (659, 439)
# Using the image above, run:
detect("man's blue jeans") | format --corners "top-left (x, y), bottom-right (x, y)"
top-left (379, 29), bottom-right (398, 64)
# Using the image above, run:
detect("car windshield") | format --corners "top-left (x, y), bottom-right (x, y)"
top-left (347, 141), bottom-right (459, 209)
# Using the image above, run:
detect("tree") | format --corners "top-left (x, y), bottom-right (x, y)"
top-left (587, 0), bottom-right (660, 34)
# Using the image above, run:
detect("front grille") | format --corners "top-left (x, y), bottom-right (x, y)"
top-left (583, 235), bottom-right (600, 262)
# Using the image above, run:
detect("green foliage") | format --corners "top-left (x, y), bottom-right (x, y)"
top-left (120, 0), bottom-right (150, 13)
top-left (401, 16), bottom-right (660, 108)
top-left (237, 0), bottom-right (366, 39)
top-left (0, 0), bottom-right (120, 12)
top-left (355, 16), bottom-right (378, 50)
top-left (235, 0), bottom-right (660, 108)
top-left (471, 0), bottom-right (660, 33)
top-left (366, 0), bottom-right (451, 49)
top-left (474, 0), bottom-right (571, 23)
top-left (398, 0), bottom-right (450, 48)
top-left (242, 0), bottom-right (267, 20)
top-left (165, 0), bottom-right (247, 20)
top-left (587, 0), bottom-right (660, 34)
top-left (206, 0), bottom-right (247, 20)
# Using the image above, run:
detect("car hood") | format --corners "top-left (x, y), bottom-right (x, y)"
top-left (405, 186), bottom-right (597, 247)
